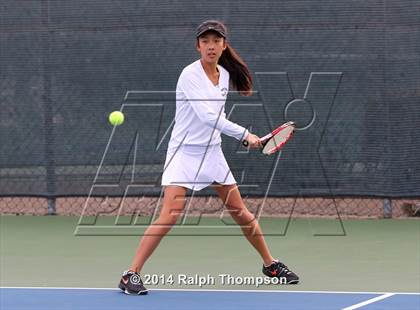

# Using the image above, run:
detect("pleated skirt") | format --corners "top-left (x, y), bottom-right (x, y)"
top-left (161, 143), bottom-right (236, 191)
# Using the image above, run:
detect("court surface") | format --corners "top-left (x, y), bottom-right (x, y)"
top-left (1, 216), bottom-right (419, 310)
top-left (1, 287), bottom-right (419, 310)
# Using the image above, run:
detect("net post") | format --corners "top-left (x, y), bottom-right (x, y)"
top-left (383, 198), bottom-right (392, 218)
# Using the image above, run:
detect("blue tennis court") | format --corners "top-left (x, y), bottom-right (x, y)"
top-left (1, 288), bottom-right (419, 310)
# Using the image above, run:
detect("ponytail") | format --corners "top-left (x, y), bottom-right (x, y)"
top-left (218, 44), bottom-right (253, 96)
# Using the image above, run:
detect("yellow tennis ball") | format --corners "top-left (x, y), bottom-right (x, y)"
top-left (108, 111), bottom-right (124, 126)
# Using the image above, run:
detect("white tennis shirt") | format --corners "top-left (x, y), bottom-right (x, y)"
top-left (168, 59), bottom-right (249, 148)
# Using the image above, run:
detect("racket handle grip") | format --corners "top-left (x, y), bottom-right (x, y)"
top-left (242, 140), bottom-right (249, 147)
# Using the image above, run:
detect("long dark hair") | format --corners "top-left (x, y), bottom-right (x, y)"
top-left (218, 43), bottom-right (253, 96)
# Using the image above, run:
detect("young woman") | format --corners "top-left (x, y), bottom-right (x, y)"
top-left (118, 20), bottom-right (299, 295)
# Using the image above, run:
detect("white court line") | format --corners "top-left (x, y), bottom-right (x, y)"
top-left (341, 293), bottom-right (395, 310)
top-left (0, 287), bottom-right (419, 295)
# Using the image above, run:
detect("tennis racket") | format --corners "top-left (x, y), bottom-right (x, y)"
top-left (243, 121), bottom-right (296, 155)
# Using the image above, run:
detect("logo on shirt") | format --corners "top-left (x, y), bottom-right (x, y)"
top-left (221, 87), bottom-right (228, 97)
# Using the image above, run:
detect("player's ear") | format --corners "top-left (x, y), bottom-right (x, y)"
top-left (195, 39), bottom-right (201, 52)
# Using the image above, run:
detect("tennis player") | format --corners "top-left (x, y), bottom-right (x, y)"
top-left (119, 20), bottom-right (299, 295)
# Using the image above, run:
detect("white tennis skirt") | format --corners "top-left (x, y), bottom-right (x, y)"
top-left (161, 143), bottom-right (236, 191)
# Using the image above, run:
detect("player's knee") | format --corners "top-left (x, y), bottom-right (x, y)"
top-left (157, 212), bottom-right (180, 226)
top-left (228, 206), bottom-right (255, 224)
top-left (226, 203), bottom-right (246, 217)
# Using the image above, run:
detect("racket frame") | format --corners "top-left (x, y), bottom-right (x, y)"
top-left (242, 121), bottom-right (295, 155)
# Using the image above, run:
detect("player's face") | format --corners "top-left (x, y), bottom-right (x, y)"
top-left (196, 32), bottom-right (227, 64)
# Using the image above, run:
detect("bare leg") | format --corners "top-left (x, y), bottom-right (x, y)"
top-left (213, 184), bottom-right (275, 266)
top-left (129, 186), bottom-right (187, 273)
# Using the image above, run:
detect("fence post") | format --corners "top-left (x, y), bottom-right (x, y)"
top-left (383, 198), bottom-right (392, 218)
top-left (42, 0), bottom-right (56, 215)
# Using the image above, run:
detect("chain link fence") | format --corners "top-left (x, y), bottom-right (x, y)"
top-left (1, 1), bottom-right (419, 219)
top-left (1, 196), bottom-right (419, 219)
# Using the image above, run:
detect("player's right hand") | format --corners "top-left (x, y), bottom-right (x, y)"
top-left (245, 133), bottom-right (262, 149)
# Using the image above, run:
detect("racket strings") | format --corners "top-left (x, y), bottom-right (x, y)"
top-left (262, 127), bottom-right (294, 155)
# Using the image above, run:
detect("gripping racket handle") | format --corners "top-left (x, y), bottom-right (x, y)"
top-left (243, 139), bottom-right (264, 148)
